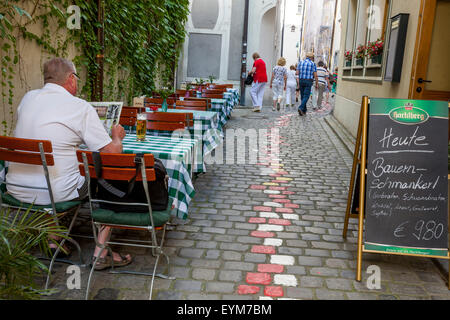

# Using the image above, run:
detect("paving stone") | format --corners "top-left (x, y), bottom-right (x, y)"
top-left (192, 268), bottom-right (216, 281)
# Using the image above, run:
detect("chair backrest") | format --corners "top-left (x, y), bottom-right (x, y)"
top-left (0, 136), bottom-right (57, 213)
top-left (144, 97), bottom-right (176, 107)
top-left (0, 136), bottom-right (54, 166)
top-left (184, 97), bottom-right (211, 110)
top-left (202, 93), bottom-right (223, 99)
top-left (119, 107), bottom-right (138, 127)
top-left (176, 90), bottom-right (196, 98)
top-left (146, 112), bottom-right (193, 131)
top-left (175, 100), bottom-right (207, 111)
top-left (202, 88), bottom-right (226, 94)
top-left (209, 84), bottom-right (233, 89)
top-left (76, 151), bottom-right (156, 182)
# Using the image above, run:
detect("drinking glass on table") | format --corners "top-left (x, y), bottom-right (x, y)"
top-left (136, 113), bottom-right (147, 141)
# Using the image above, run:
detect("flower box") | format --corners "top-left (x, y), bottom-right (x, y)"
top-left (345, 60), bottom-right (352, 67)
top-left (355, 58), bottom-right (364, 66)
top-left (370, 55), bottom-right (382, 65)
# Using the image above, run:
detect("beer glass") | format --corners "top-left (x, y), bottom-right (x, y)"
top-left (136, 113), bottom-right (147, 141)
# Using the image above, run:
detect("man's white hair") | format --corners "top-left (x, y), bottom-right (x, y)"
top-left (43, 57), bottom-right (75, 85)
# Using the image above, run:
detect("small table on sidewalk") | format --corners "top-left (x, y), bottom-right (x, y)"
top-left (122, 134), bottom-right (197, 219)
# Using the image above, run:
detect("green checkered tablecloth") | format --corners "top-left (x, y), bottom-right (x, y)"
top-left (122, 134), bottom-right (197, 219)
top-left (144, 109), bottom-right (223, 173)
top-left (226, 88), bottom-right (240, 105)
top-left (210, 99), bottom-right (231, 128)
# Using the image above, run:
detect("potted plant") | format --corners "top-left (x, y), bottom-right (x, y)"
top-left (355, 45), bottom-right (366, 66)
top-left (366, 38), bottom-right (384, 65)
top-left (0, 207), bottom-right (68, 299)
top-left (344, 50), bottom-right (353, 67)
top-left (208, 75), bottom-right (215, 84)
top-left (157, 87), bottom-right (174, 112)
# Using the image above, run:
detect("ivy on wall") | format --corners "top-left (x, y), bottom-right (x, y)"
top-left (0, 0), bottom-right (190, 135)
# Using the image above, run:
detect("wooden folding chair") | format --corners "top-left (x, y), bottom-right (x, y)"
top-left (184, 97), bottom-right (212, 110)
top-left (202, 93), bottom-right (224, 99)
top-left (77, 151), bottom-right (174, 300)
top-left (203, 88), bottom-right (226, 94)
top-left (175, 100), bottom-right (207, 111)
top-left (0, 136), bottom-right (84, 289)
top-left (146, 112), bottom-right (193, 131)
top-left (144, 97), bottom-right (176, 110)
top-left (209, 84), bottom-right (233, 89)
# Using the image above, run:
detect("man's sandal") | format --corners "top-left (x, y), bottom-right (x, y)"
top-left (92, 253), bottom-right (132, 271)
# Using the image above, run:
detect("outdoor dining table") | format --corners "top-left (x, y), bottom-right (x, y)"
top-left (144, 108), bottom-right (223, 173)
top-left (210, 98), bottom-right (232, 127)
top-left (122, 134), bottom-right (197, 219)
top-left (226, 88), bottom-right (240, 106)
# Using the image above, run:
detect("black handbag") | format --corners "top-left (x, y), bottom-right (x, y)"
top-left (91, 152), bottom-right (169, 212)
top-left (244, 73), bottom-right (253, 85)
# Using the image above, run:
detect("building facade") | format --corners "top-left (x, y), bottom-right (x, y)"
top-left (176, 0), bottom-right (283, 106)
top-left (334, 0), bottom-right (450, 137)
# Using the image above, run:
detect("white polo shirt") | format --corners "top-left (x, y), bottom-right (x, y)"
top-left (6, 83), bottom-right (112, 204)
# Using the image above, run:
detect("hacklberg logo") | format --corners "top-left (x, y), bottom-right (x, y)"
top-left (389, 103), bottom-right (429, 125)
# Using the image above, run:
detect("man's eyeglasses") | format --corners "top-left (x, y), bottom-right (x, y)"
top-left (72, 73), bottom-right (80, 80)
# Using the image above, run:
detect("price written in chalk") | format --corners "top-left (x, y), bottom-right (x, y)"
top-left (394, 220), bottom-right (445, 241)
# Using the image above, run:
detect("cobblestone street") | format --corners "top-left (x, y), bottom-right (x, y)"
top-left (43, 103), bottom-right (450, 300)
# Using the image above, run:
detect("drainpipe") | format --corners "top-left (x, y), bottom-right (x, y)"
top-left (240, 0), bottom-right (250, 106)
top-left (280, 0), bottom-right (286, 57)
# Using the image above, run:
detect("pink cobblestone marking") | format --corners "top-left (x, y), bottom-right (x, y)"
top-left (268, 219), bottom-right (291, 226)
top-left (284, 203), bottom-right (300, 209)
top-left (249, 217), bottom-right (267, 224)
top-left (250, 185), bottom-right (266, 190)
top-left (251, 231), bottom-right (276, 238)
top-left (251, 245), bottom-right (276, 254)
top-left (258, 264), bottom-right (284, 273)
top-left (273, 199), bottom-right (291, 203)
top-left (275, 207), bottom-right (294, 214)
top-left (253, 206), bottom-right (273, 212)
top-left (282, 191), bottom-right (295, 195)
top-left (246, 273), bottom-right (272, 285)
top-left (237, 285), bottom-right (260, 295)
top-left (269, 186), bottom-right (287, 191)
top-left (268, 194), bottom-right (287, 199)
top-left (264, 286), bottom-right (284, 297)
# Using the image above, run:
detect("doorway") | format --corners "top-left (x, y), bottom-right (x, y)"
top-left (410, 0), bottom-right (450, 101)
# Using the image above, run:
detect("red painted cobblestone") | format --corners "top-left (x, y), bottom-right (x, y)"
top-left (282, 191), bottom-right (295, 195)
top-left (251, 245), bottom-right (276, 254)
top-left (246, 272), bottom-right (272, 285)
top-left (248, 217), bottom-right (267, 224)
top-left (268, 194), bottom-right (287, 199)
top-left (275, 207), bottom-right (294, 213)
top-left (273, 198), bottom-right (291, 203)
top-left (253, 206), bottom-right (272, 212)
top-left (269, 186), bottom-right (287, 191)
top-left (264, 286), bottom-right (284, 297)
top-left (250, 231), bottom-right (275, 238)
top-left (258, 264), bottom-right (284, 273)
top-left (268, 219), bottom-right (291, 226)
top-left (237, 285), bottom-right (260, 295)
top-left (250, 185), bottom-right (266, 190)
top-left (284, 203), bottom-right (300, 209)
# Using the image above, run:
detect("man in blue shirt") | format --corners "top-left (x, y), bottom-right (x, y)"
top-left (296, 52), bottom-right (319, 116)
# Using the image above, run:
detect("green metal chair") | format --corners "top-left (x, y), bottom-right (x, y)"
top-left (0, 136), bottom-right (84, 290)
top-left (77, 150), bottom-right (174, 300)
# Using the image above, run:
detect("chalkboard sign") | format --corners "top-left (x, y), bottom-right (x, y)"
top-left (364, 98), bottom-right (449, 256)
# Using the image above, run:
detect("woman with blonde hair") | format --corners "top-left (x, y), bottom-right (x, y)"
top-left (269, 57), bottom-right (287, 111)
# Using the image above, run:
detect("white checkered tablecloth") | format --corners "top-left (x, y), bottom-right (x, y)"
top-left (226, 88), bottom-right (240, 105)
top-left (210, 99), bottom-right (231, 127)
top-left (122, 134), bottom-right (198, 219)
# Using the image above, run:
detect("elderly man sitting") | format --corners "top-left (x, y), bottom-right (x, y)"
top-left (6, 57), bottom-right (131, 270)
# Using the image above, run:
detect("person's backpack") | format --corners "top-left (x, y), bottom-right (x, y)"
top-left (91, 152), bottom-right (169, 212)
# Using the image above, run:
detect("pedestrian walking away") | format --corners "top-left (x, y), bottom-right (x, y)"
top-left (270, 57), bottom-right (287, 111)
top-left (316, 61), bottom-right (330, 110)
top-left (331, 67), bottom-right (338, 96)
top-left (296, 52), bottom-right (318, 116)
top-left (285, 65), bottom-right (299, 110)
top-left (249, 52), bottom-right (267, 113)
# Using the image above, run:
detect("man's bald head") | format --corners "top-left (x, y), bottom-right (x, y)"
top-left (43, 58), bottom-right (75, 85)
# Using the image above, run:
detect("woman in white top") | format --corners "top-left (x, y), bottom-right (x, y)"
top-left (285, 65), bottom-right (299, 109)
top-left (269, 57), bottom-right (287, 111)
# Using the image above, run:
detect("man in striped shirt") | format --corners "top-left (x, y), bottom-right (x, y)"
top-left (296, 52), bottom-right (319, 116)
top-left (316, 61), bottom-right (330, 110)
